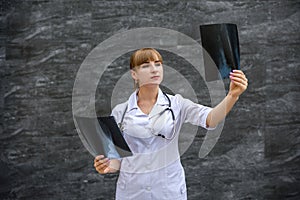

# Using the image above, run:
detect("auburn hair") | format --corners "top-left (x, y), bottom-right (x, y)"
top-left (130, 48), bottom-right (163, 69)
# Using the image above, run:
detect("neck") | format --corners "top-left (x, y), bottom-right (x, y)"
top-left (137, 85), bottom-right (159, 103)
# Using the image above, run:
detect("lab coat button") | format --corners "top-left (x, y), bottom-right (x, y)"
top-left (119, 183), bottom-right (125, 189)
top-left (146, 186), bottom-right (151, 191)
top-left (180, 185), bottom-right (186, 194)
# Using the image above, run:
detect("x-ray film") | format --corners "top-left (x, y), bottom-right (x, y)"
top-left (200, 23), bottom-right (240, 82)
top-left (74, 116), bottom-right (132, 158)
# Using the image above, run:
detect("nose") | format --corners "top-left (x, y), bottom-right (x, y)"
top-left (149, 62), bottom-right (159, 72)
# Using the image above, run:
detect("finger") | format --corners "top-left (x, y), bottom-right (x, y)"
top-left (94, 158), bottom-right (109, 168)
top-left (95, 162), bottom-right (109, 172)
top-left (230, 71), bottom-right (246, 80)
top-left (94, 158), bottom-right (108, 169)
top-left (230, 75), bottom-right (247, 84)
top-left (95, 155), bottom-right (105, 162)
top-left (230, 75), bottom-right (247, 85)
top-left (232, 70), bottom-right (248, 83)
top-left (96, 161), bottom-right (109, 171)
top-left (231, 69), bottom-right (244, 75)
top-left (96, 161), bottom-right (110, 173)
top-left (94, 155), bottom-right (106, 165)
top-left (230, 77), bottom-right (248, 87)
top-left (229, 72), bottom-right (248, 81)
top-left (103, 167), bottom-right (110, 173)
top-left (231, 79), bottom-right (248, 88)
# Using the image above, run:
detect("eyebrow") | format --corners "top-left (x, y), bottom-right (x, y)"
top-left (142, 60), bottom-right (161, 64)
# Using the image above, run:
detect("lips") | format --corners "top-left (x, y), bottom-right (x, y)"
top-left (151, 76), bottom-right (160, 79)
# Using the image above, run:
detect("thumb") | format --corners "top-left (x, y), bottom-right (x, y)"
top-left (104, 167), bottom-right (110, 173)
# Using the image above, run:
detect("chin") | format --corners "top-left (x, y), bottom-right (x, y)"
top-left (142, 83), bottom-right (160, 88)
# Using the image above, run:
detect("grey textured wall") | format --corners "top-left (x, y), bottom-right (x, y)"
top-left (1, 0), bottom-right (299, 199)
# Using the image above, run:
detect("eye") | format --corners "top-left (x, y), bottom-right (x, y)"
top-left (155, 63), bottom-right (161, 67)
top-left (141, 64), bottom-right (150, 68)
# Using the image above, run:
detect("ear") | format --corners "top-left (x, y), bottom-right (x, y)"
top-left (130, 69), bottom-right (138, 81)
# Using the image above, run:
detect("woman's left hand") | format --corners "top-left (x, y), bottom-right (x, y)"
top-left (229, 70), bottom-right (248, 98)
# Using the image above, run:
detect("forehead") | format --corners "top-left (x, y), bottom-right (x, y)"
top-left (135, 50), bottom-right (160, 63)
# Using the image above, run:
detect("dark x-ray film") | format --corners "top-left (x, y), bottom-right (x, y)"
top-left (200, 23), bottom-right (240, 82)
top-left (74, 116), bottom-right (132, 158)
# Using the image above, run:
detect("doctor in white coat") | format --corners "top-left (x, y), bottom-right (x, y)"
top-left (94, 48), bottom-right (248, 200)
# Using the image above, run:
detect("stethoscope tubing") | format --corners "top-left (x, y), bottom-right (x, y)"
top-left (118, 91), bottom-right (176, 140)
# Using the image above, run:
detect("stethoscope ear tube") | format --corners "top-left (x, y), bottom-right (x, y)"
top-left (164, 107), bottom-right (175, 121)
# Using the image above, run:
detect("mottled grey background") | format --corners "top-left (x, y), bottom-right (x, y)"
top-left (1, 0), bottom-right (299, 200)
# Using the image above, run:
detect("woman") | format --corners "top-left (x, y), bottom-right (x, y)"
top-left (94, 48), bottom-right (248, 199)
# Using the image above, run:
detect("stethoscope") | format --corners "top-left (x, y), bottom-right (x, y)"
top-left (118, 91), bottom-right (176, 140)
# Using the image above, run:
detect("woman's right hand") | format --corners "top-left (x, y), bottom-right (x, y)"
top-left (94, 155), bottom-right (120, 174)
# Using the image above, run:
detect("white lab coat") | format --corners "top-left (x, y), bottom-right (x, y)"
top-left (111, 88), bottom-right (213, 200)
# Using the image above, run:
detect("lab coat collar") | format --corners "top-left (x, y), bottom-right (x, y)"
top-left (156, 88), bottom-right (170, 106)
top-left (127, 88), bottom-right (169, 113)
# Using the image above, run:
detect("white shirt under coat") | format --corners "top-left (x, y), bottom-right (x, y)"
top-left (111, 88), bottom-right (213, 200)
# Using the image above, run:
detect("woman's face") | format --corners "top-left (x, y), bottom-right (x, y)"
top-left (131, 56), bottom-right (163, 88)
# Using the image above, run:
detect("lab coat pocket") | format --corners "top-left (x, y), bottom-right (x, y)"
top-left (116, 172), bottom-right (128, 193)
top-left (164, 162), bottom-right (186, 198)
top-left (166, 161), bottom-right (184, 180)
top-left (116, 174), bottom-right (128, 200)
top-left (117, 178), bottom-right (126, 190)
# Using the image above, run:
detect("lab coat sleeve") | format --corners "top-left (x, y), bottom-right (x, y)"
top-left (175, 94), bottom-right (215, 130)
